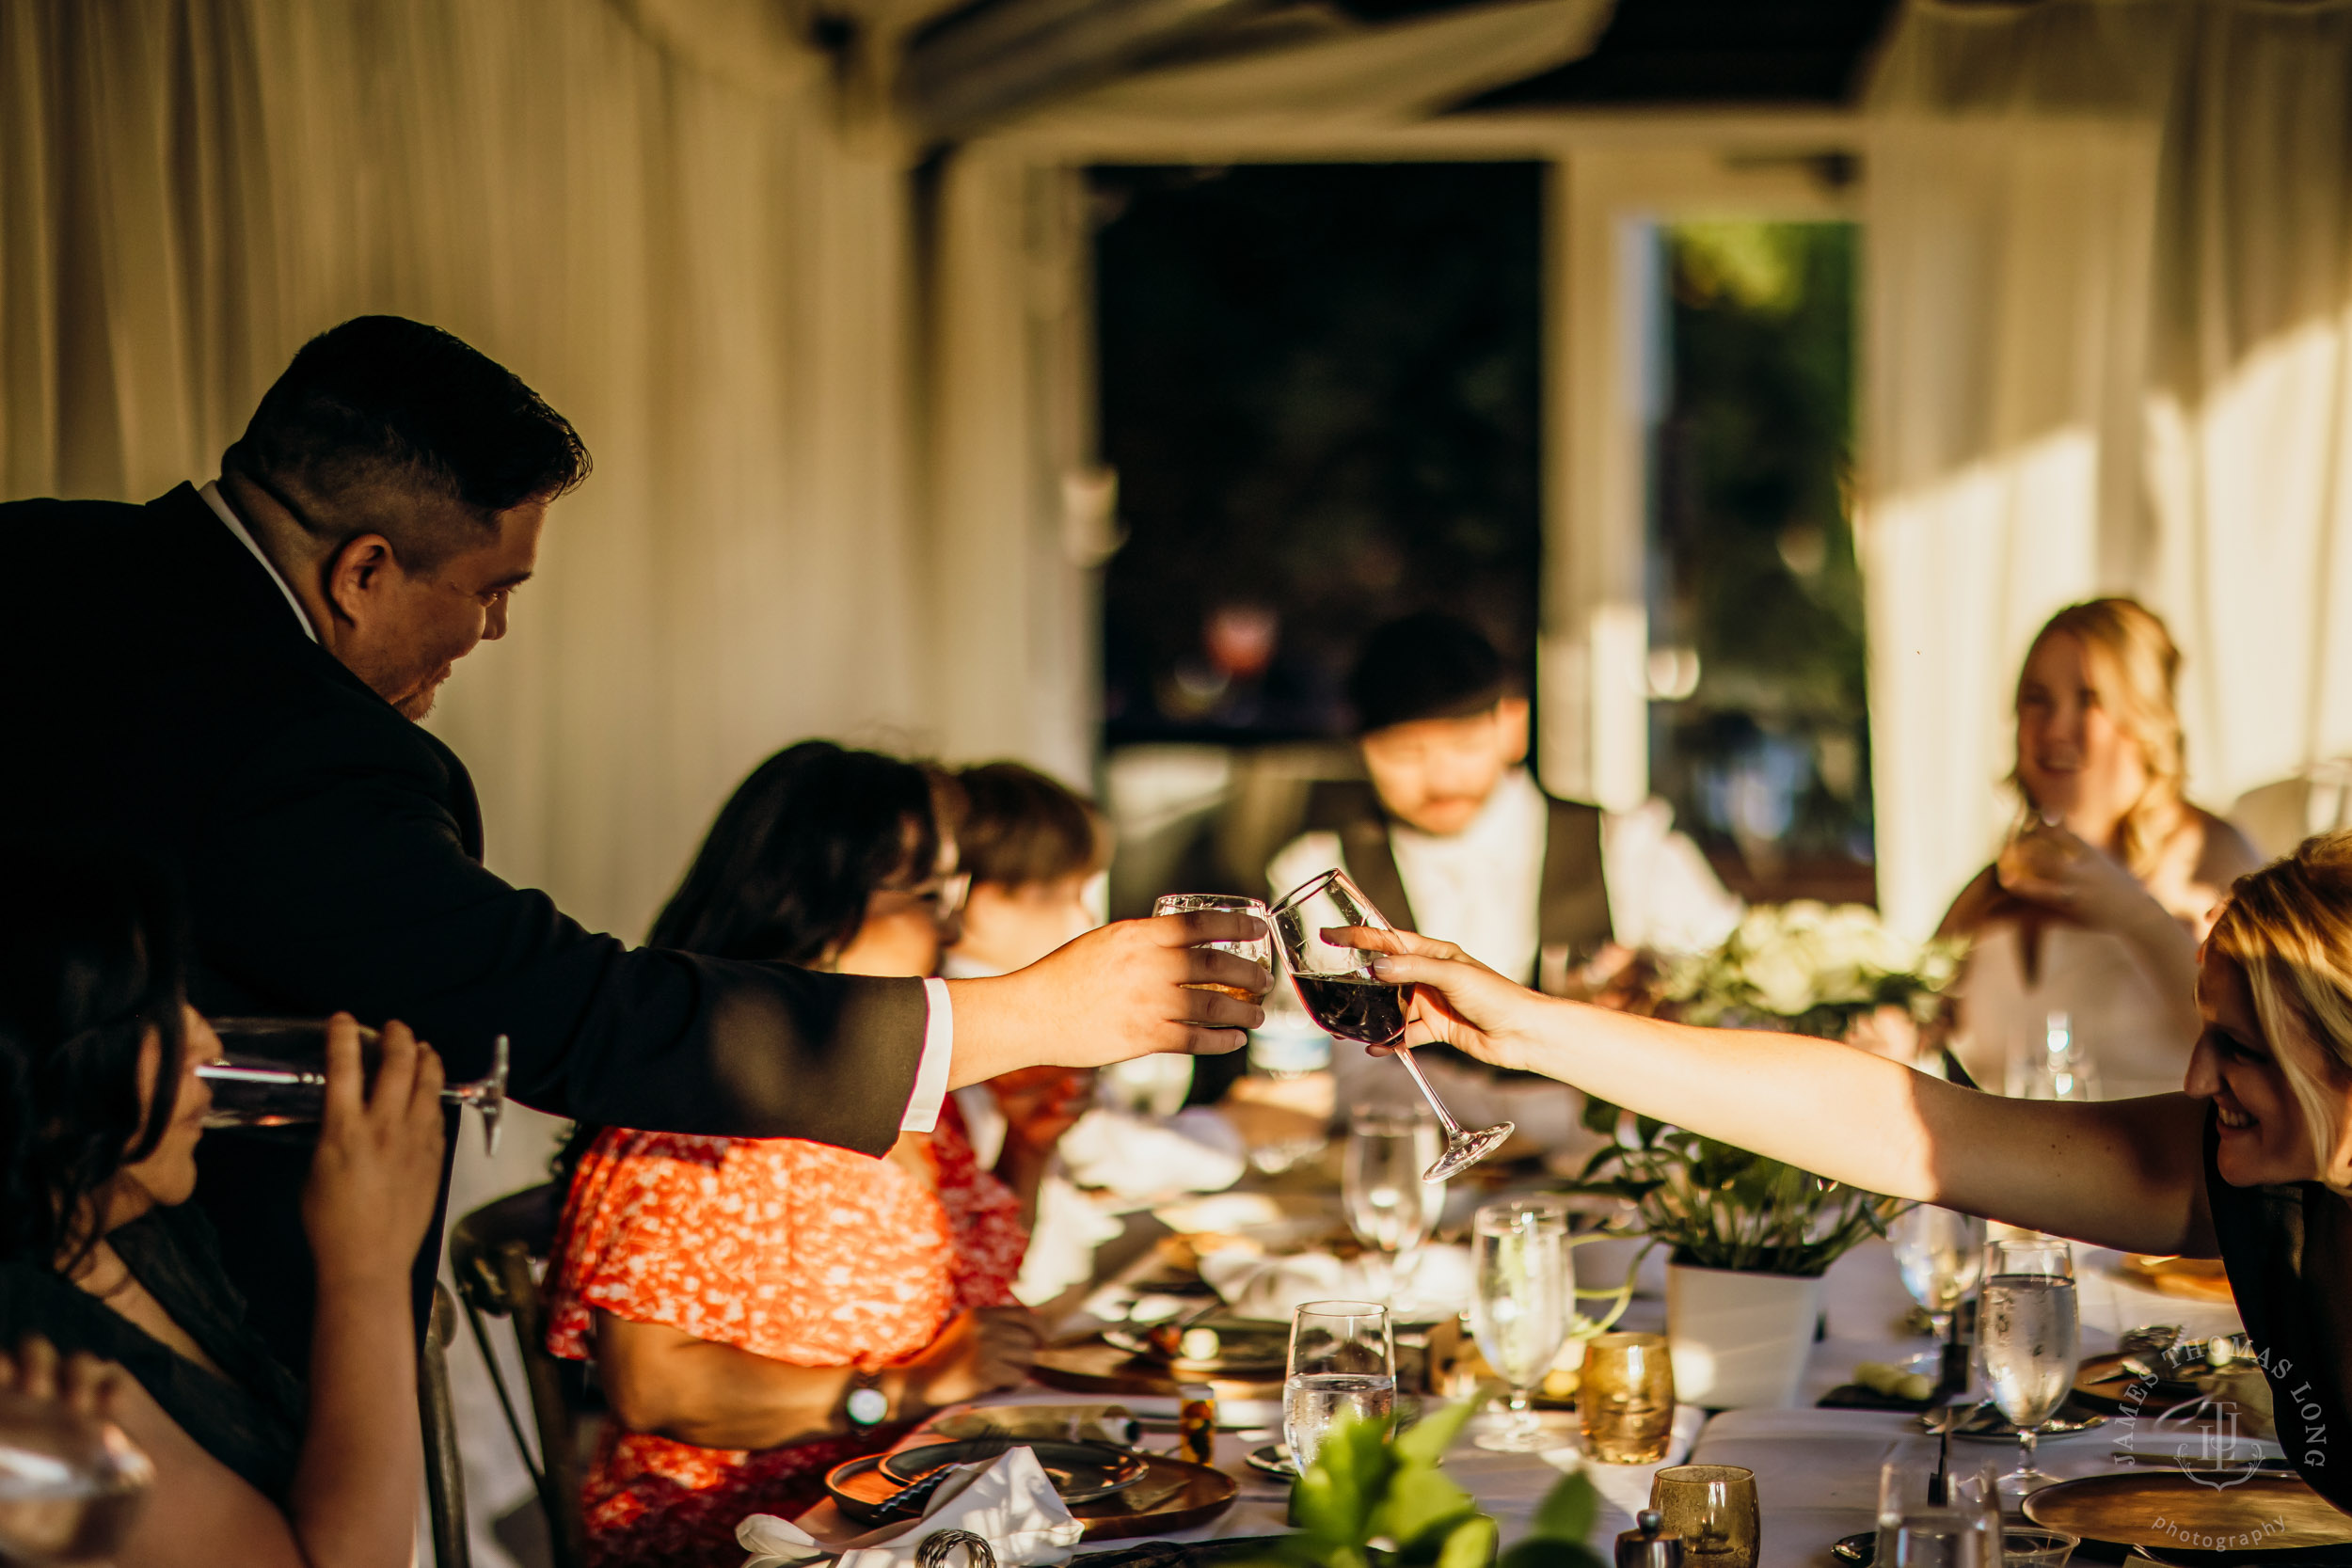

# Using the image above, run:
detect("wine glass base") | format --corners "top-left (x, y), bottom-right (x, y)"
top-left (1423, 1122), bottom-right (1514, 1181)
top-left (1471, 1424), bottom-right (1559, 1453)
top-left (1998, 1468), bottom-right (2057, 1497)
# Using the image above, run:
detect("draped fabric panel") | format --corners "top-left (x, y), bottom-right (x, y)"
top-left (1, 0), bottom-right (934, 940)
top-left (1862, 0), bottom-right (2352, 936)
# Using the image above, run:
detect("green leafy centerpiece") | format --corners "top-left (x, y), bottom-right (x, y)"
top-left (1571, 902), bottom-right (1962, 1407)
top-left (1250, 1402), bottom-right (1607, 1568)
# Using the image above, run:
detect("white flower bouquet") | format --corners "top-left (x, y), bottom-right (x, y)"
top-left (1657, 900), bottom-right (1964, 1041)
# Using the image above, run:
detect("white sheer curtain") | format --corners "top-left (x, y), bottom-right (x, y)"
top-left (1862, 0), bottom-right (2352, 935)
top-left (2, 0), bottom-right (938, 941)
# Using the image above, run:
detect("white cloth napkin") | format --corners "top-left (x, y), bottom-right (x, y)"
top-left (1198, 1243), bottom-right (1473, 1321)
top-left (1057, 1107), bottom-right (1245, 1198)
top-left (737, 1446), bottom-right (1084, 1568)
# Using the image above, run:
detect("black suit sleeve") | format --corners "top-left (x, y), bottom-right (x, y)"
top-left (182, 700), bottom-right (923, 1155)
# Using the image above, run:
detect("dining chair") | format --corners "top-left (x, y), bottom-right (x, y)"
top-left (450, 1183), bottom-right (589, 1568)
top-left (420, 1282), bottom-right (472, 1568)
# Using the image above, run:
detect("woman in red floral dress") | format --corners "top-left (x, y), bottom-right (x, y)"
top-left (543, 744), bottom-right (1088, 1568)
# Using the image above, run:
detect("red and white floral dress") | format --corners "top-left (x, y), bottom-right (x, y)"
top-left (545, 1100), bottom-right (1026, 1568)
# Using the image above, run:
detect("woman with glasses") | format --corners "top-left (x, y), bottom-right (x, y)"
top-left (544, 742), bottom-right (1039, 1568)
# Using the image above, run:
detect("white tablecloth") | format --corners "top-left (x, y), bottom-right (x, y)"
top-left (941, 1237), bottom-right (2249, 1565)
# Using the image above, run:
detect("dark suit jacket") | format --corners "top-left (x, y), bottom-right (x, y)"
top-left (2, 485), bottom-right (927, 1361)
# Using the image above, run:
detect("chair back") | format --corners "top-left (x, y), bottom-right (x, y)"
top-left (420, 1282), bottom-right (472, 1568)
top-left (450, 1182), bottom-right (588, 1568)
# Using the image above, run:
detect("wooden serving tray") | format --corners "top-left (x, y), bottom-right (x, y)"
top-left (2024, 1470), bottom-right (2352, 1564)
top-left (1032, 1333), bottom-right (1285, 1400)
top-left (826, 1440), bottom-right (1238, 1541)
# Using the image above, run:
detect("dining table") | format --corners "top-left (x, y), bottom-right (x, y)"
top-left (937, 1230), bottom-right (2264, 1567)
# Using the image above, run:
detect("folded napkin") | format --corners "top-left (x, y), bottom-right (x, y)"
top-left (1058, 1107), bottom-right (1245, 1199)
top-left (738, 1446), bottom-right (1084, 1568)
top-left (1198, 1243), bottom-right (1472, 1321)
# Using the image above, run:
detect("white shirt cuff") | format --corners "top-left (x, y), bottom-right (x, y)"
top-left (900, 977), bottom-right (955, 1132)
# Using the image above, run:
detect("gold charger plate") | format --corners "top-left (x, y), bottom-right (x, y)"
top-left (1033, 1333), bottom-right (1285, 1398)
top-left (827, 1447), bottom-right (1238, 1541)
top-left (2116, 1254), bottom-right (2237, 1306)
top-left (2023, 1471), bottom-right (2352, 1564)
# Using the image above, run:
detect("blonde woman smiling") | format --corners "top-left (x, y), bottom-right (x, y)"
top-left (1355, 832), bottom-right (2352, 1510)
top-left (1940, 598), bottom-right (2260, 1099)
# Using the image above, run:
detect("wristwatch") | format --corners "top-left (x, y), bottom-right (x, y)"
top-left (845, 1368), bottom-right (890, 1429)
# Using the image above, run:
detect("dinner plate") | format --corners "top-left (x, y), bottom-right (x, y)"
top-left (1248, 1444), bottom-right (1297, 1479)
top-left (1934, 1398), bottom-right (2107, 1440)
top-left (875, 1438), bottom-right (1149, 1504)
top-left (1099, 1321), bottom-right (1292, 1376)
top-left (2024, 1470), bottom-right (2352, 1564)
top-left (2075, 1348), bottom-right (2245, 1415)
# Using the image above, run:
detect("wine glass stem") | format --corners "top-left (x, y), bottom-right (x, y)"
top-left (2019, 1427), bottom-right (2037, 1475)
top-left (1388, 1047), bottom-right (1465, 1136)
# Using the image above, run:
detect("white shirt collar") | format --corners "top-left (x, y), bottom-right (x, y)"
top-left (199, 481), bottom-right (318, 642)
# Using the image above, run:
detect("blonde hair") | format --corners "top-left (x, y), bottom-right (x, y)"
top-left (2012, 597), bottom-right (2186, 879)
top-left (2207, 833), bottom-right (2352, 1194)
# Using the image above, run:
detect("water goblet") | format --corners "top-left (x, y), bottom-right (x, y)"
top-left (1979, 1237), bottom-right (2080, 1495)
top-left (1889, 1204), bottom-right (1987, 1339)
top-left (1268, 868), bottom-right (1511, 1180)
top-left (1283, 1301), bottom-right (1396, 1478)
top-left (1467, 1200), bottom-right (1570, 1452)
top-left (1342, 1105), bottom-right (1444, 1304)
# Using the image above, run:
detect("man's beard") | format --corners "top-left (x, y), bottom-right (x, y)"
top-left (395, 667), bottom-right (452, 721)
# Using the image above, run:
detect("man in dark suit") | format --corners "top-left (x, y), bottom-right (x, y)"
top-left (1, 315), bottom-right (1262, 1358)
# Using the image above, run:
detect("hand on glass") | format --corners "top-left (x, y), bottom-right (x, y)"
top-left (301, 1015), bottom-right (449, 1291)
top-left (1322, 926), bottom-right (1553, 1074)
top-left (954, 913), bottom-right (1270, 1079)
top-left (1996, 820), bottom-right (2165, 933)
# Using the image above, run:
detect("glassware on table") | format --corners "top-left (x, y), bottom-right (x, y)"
top-left (1467, 1200), bottom-right (1571, 1452)
top-left (2019, 1009), bottom-right (2100, 1101)
top-left (1152, 893), bottom-right (1275, 1000)
top-left (0, 1380), bottom-right (154, 1565)
top-left (1876, 1456), bottom-right (2003, 1568)
top-left (1342, 1105), bottom-right (1444, 1304)
top-left (1999, 1528), bottom-right (2081, 1567)
top-left (1283, 1300), bottom-right (1396, 1478)
top-left (1267, 868), bottom-right (1512, 1181)
top-left (1649, 1464), bottom-right (1760, 1568)
top-left (1097, 1053), bottom-right (1195, 1117)
top-left (1579, 1331), bottom-right (1676, 1464)
top-left (196, 1018), bottom-right (508, 1156)
top-left (1890, 1205), bottom-right (1988, 1338)
top-left (1979, 1236), bottom-right (2080, 1495)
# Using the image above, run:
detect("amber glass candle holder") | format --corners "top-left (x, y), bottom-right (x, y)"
top-left (1650, 1464), bottom-right (1759, 1568)
top-left (1579, 1331), bottom-right (1676, 1464)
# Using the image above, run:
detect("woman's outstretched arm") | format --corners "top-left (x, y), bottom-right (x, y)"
top-left (1358, 930), bottom-right (2216, 1257)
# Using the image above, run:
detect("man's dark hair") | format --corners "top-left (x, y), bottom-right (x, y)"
top-left (223, 315), bottom-right (589, 566)
top-left (955, 762), bottom-right (1104, 888)
top-left (1348, 611), bottom-right (1508, 735)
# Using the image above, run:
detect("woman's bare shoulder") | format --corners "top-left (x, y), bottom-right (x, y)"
top-left (106, 1365), bottom-right (304, 1568)
top-left (1936, 864), bottom-right (2006, 939)
top-left (2184, 805), bottom-right (2265, 886)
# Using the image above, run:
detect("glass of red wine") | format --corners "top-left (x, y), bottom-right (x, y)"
top-left (1267, 869), bottom-right (1512, 1180)
top-left (196, 1019), bottom-right (508, 1156)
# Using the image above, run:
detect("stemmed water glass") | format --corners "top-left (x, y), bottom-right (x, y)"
top-left (1467, 1199), bottom-right (1571, 1452)
top-left (1891, 1206), bottom-right (1987, 1338)
top-left (1268, 868), bottom-right (1512, 1180)
top-left (1341, 1105), bottom-right (1444, 1305)
top-left (197, 1018), bottom-right (509, 1156)
top-left (1283, 1301), bottom-right (1397, 1478)
top-left (1979, 1237), bottom-right (2080, 1495)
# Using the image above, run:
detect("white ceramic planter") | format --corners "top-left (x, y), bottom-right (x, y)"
top-left (1664, 1261), bottom-right (1825, 1409)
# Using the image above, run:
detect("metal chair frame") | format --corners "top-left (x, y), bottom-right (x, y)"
top-left (449, 1183), bottom-right (588, 1568)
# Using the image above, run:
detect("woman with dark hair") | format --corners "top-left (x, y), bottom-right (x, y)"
top-left (0, 843), bottom-right (448, 1568)
top-left (544, 742), bottom-right (1049, 1568)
